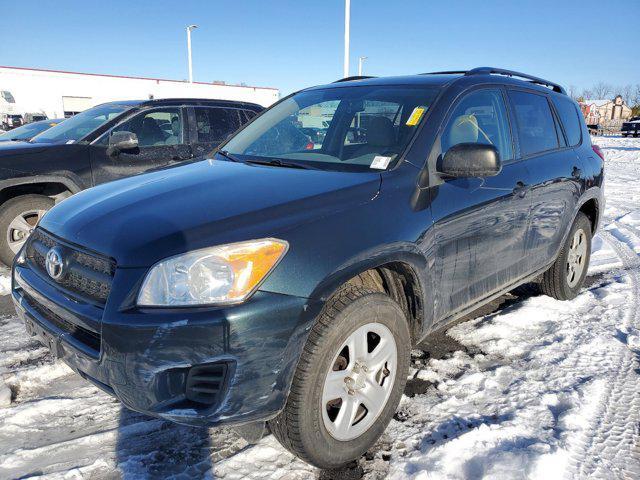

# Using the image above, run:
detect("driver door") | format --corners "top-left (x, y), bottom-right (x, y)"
top-left (428, 88), bottom-right (532, 324)
top-left (89, 107), bottom-right (193, 185)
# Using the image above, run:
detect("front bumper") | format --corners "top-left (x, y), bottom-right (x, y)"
top-left (13, 263), bottom-right (316, 427)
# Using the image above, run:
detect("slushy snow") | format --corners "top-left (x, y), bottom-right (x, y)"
top-left (1, 136), bottom-right (639, 479)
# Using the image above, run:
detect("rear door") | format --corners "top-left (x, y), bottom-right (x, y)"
top-left (89, 106), bottom-right (192, 185)
top-left (507, 90), bottom-right (584, 271)
top-left (429, 87), bottom-right (532, 323)
top-left (189, 106), bottom-right (245, 158)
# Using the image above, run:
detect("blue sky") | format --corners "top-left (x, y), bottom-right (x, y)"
top-left (2, 0), bottom-right (638, 96)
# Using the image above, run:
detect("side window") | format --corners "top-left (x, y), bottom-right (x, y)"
top-left (111, 108), bottom-right (184, 147)
top-left (240, 109), bottom-right (257, 123)
top-left (509, 91), bottom-right (559, 156)
top-left (195, 108), bottom-right (241, 144)
top-left (552, 96), bottom-right (582, 147)
top-left (442, 89), bottom-right (513, 161)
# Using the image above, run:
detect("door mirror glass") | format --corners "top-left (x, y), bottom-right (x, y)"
top-left (109, 131), bottom-right (138, 150)
top-left (438, 143), bottom-right (502, 178)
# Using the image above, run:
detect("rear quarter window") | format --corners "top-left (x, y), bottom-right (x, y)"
top-left (551, 96), bottom-right (582, 147)
top-left (509, 91), bottom-right (559, 156)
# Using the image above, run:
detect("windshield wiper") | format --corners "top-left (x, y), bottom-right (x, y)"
top-left (217, 150), bottom-right (243, 163)
top-left (244, 158), bottom-right (318, 170)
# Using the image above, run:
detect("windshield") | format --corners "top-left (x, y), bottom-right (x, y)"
top-left (223, 85), bottom-right (439, 172)
top-left (31, 104), bottom-right (131, 144)
top-left (0, 121), bottom-right (56, 142)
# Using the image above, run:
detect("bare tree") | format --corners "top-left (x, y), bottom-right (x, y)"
top-left (568, 85), bottom-right (579, 100)
top-left (618, 84), bottom-right (633, 104)
top-left (580, 89), bottom-right (593, 101)
top-left (592, 82), bottom-right (613, 99)
top-left (632, 84), bottom-right (640, 107)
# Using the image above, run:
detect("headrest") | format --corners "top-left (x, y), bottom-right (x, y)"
top-left (367, 116), bottom-right (395, 147)
top-left (447, 114), bottom-right (479, 147)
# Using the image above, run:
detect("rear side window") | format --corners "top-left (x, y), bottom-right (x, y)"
top-left (552, 96), bottom-right (582, 147)
top-left (509, 91), bottom-right (558, 156)
top-left (195, 107), bottom-right (241, 143)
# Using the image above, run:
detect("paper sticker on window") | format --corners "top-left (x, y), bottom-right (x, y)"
top-left (406, 106), bottom-right (427, 126)
top-left (370, 155), bottom-right (392, 170)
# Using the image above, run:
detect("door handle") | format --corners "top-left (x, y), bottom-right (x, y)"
top-left (572, 166), bottom-right (582, 179)
top-left (513, 181), bottom-right (528, 198)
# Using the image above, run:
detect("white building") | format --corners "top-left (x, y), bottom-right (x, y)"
top-left (0, 65), bottom-right (280, 120)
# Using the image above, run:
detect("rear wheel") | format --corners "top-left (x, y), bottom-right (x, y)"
top-left (0, 195), bottom-right (53, 266)
top-left (269, 286), bottom-right (411, 469)
top-left (540, 212), bottom-right (592, 301)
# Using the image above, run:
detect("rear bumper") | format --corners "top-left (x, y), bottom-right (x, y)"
top-left (13, 263), bottom-right (315, 427)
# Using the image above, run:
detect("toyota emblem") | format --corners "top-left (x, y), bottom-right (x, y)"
top-left (45, 247), bottom-right (65, 280)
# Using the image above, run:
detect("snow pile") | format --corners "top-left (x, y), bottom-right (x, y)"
top-left (0, 136), bottom-right (639, 479)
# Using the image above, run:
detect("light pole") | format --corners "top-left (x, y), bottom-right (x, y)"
top-left (343, 0), bottom-right (350, 78)
top-left (358, 56), bottom-right (367, 76)
top-left (186, 24), bottom-right (198, 83)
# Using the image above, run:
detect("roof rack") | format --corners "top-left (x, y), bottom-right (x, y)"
top-left (333, 75), bottom-right (375, 83)
top-left (466, 67), bottom-right (566, 94)
top-left (421, 70), bottom-right (469, 75)
top-left (421, 67), bottom-right (566, 94)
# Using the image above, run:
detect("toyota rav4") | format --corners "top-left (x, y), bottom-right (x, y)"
top-left (13, 68), bottom-right (604, 469)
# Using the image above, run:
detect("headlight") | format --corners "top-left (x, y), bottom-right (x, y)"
top-left (137, 238), bottom-right (288, 307)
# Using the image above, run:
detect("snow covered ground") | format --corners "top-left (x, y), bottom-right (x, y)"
top-left (1, 136), bottom-right (640, 479)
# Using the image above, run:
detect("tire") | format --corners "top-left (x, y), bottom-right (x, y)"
top-left (269, 286), bottom-right (411, 469)
top-left (0, 194), bottom-right (54, 266)
top-left (540, 212), bottom-right (592, 301)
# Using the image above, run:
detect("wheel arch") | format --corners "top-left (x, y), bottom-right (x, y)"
top-left (0, 175), bottom-right (83, 205)
top-left (306, 245), bottom-right (431, 344)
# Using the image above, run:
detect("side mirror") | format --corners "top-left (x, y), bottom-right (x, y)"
top-left (107, 131), bottom-right (138, 156)
top-left (437, 143), bottom-right (502, 178)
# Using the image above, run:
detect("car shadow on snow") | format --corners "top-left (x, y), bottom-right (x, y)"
top-left (115, 407), bottom-right (217, 479)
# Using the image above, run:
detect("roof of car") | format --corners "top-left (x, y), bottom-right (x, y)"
top-left (105, 98), bottom-right (263, 109)
top-left (311, 67), bottom-right (567, 96)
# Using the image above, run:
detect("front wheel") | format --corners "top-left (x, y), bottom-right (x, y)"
top-left (269, 287), bottom-right (411, 469)
top-left (540, 212), bottom-right (592, 301)
top-left (0, 195), bottom-right (53, 266)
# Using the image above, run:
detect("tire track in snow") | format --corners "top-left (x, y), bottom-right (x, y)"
top-left (564, 227), bottom-right (640, 479)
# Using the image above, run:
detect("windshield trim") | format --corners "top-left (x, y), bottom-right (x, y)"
top-left (219, 84), bottom-right (443, 173)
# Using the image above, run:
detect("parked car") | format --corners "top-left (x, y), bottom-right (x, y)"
top-left (621, 116), bottom-right (640, 137)
top-left (1, 113), bottom-right (24, 130)
top-left (0, 118), bottom-right (64, 143)
top-left (13, 68), bottom-right (603, 469)
top-left (23, 113), bottom-right (49, 124)
top-left (0, 98), bottom-right (262, 265)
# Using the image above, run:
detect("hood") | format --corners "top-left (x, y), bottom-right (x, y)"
top-left (0, 141), bottom-right (51, 154)
top-left (0, 141), bottom-right (66, 176)
top-left (40, 159), bottom-right (381, 267)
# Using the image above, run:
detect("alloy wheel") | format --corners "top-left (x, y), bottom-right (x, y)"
top-left (7, 209), bottom-right (46, 254)
top-left (566, 228), bottom-right (587, 288)
top-left (321, 322), bottom-right (397, 441)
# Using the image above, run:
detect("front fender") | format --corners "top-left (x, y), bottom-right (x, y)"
top-left (0, 173), bottom-right (85, 196)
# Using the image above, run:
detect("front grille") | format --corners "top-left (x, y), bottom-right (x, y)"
top-left (26, 229), bottom-right (116, 305)
top-left (25, 293), bottom-right (101, 353)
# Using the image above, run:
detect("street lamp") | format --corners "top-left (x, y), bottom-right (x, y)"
top-left (343, 0), bottom-right (350, 78)
top-left (186, 24), bottom-right (198, 83)
top-left (358, 56), bottom-right (367, 76)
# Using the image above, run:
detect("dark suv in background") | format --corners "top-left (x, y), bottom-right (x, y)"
top-left (13, 68), bottom-right (603, 469)
top-left (0, 98), bottom-right (262, 264)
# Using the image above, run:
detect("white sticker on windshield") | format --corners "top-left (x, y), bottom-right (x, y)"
top-left (66, 140), bottom-right (75, 144)
top-left (370, 155), bottom-right (392, 170)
